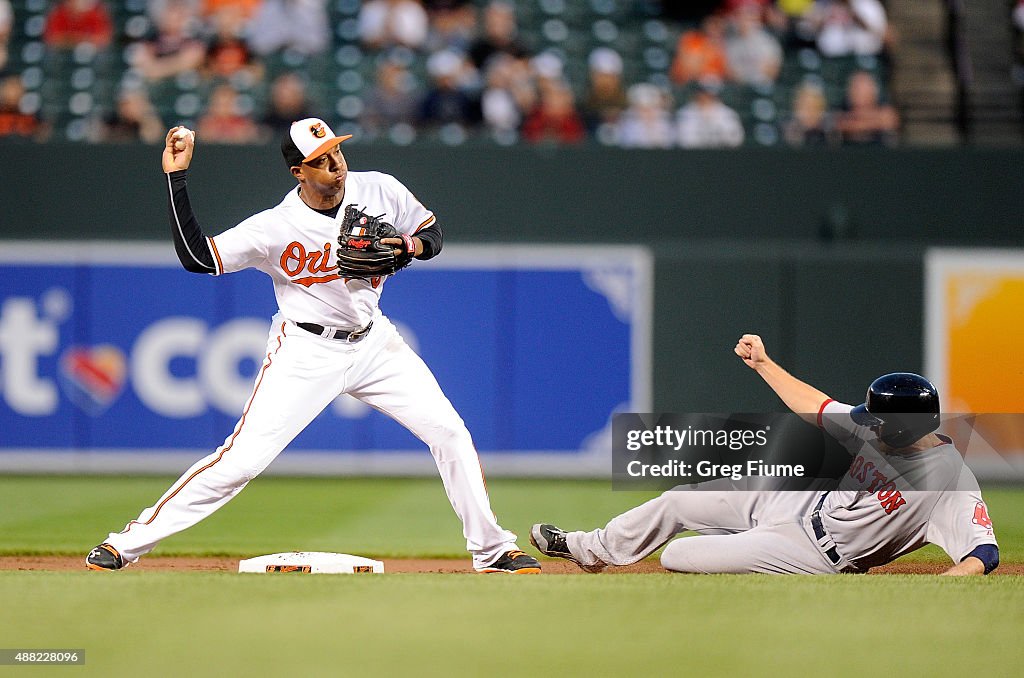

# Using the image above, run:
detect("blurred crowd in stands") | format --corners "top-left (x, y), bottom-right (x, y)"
top-left (0, 0), bottom-right (912, 148)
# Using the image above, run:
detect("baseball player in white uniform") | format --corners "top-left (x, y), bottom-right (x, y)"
top-left (86, 119), bottom-right (541, 574)
top-left (531, 334), bottom-right (999, 576)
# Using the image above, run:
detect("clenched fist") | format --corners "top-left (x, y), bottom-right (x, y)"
top-left (734, 334), bottom-right (770, 369)
top-left (162, 126), bottom-right (195, 173)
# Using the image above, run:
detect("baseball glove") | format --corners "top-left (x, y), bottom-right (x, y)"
top-left (336, 205), bottom-right (415, 280)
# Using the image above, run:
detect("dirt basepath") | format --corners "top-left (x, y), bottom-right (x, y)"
top-left (0, 556), bottom-right (659, 574)
top-left (2, 556), bottom-right (1021, 575)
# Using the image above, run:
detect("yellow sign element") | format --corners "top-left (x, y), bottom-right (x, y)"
top-left (946, 275), bottom-right (1024, 413)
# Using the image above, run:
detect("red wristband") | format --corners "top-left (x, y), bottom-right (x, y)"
top-left (816, 398), bottom-right (834, 429)
top-left (399, 233), bottom-right (415, 256)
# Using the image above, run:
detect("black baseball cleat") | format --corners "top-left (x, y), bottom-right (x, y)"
top-left (85, 544), bottom-right (124, 571)
top-left (477, 550), bottom-right (542, 574)
top-left (530, 523), bottom-right (605, 573)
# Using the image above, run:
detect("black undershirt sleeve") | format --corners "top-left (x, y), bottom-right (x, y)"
top-left (415, 222), bottom-right (443, 260)
top-left (166, 169), bottom-right (217, 274)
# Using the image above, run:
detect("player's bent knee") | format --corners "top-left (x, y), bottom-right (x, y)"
top-left (424, 421), bottom-right (475, 458)
top-left (660, 539), bottom-right (705, 573)
top-left (205, 459), bottom-right (265, 486)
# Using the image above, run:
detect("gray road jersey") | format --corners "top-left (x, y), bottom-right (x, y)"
top-left (818, 401), bottom-right (997, 571)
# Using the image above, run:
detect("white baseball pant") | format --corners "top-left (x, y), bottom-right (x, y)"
top-left (104, 313), bottom-right (518, 569)
top-left (566, 488), bottom-right (841, 574)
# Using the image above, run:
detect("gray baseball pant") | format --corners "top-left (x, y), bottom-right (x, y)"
top-left (565, 489), bottom-right (840, 574)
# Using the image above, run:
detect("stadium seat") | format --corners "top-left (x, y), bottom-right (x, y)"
top-left (3, 0), bottom-right (894, 146)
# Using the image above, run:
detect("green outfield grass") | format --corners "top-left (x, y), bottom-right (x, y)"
top-left (1, 572), bottom-right (1022, 677)
top-left (2, 477), bottom-right (1023, 677)
top-left (0, 476), bottom-right (661, 558)
top-left (2, 476), bottom-right (1024, 562)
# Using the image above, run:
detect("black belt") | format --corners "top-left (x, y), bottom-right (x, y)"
top-left (296, 321), bottom-right (373, 342)
top-left (811, 492), bottom-right (842, 566)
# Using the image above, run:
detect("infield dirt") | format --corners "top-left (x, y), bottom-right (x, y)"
top-left (3, 556), bottom-right (1021, 575)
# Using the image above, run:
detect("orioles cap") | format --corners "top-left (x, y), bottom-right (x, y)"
top-left (281, 118), bottom-right (352, 168)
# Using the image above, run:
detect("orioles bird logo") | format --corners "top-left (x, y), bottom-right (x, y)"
top-left (310, 122), bottom-right (326, 138)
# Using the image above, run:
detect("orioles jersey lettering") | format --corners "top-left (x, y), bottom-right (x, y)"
top-left (210, 170), bottom-right (434, 328)
top-left (279, 241), bottom-right (339, 285)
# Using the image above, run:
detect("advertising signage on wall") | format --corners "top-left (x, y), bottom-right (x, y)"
top-left (0, 243), bottom-right (651, 476)
top-left (925, 248), bottom-right (1024, 477)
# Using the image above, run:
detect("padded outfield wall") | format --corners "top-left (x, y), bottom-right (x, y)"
top-left (0, 144), bottom-right (1021, 473)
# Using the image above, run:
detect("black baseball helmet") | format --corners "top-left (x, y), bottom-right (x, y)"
top-left (850, 372), bottom-right (940, 448)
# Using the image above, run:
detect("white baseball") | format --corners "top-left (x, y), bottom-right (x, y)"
top-left (172, 127), bottom-right (194, 150)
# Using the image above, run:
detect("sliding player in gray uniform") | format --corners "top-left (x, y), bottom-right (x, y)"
top-left (531, 334), bottom-right (999, 575)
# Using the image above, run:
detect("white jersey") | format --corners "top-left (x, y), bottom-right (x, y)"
top-left (208, 171), bottom-right (436, 328)
top-left (819, 401), bottom-right (997, 570)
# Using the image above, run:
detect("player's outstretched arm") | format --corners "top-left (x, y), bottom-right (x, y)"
top-left (162, 127), bottom-right (217, 274)
top-left (734, 334), bottom-right (832, 424)
top-left (939, 556), bottom-right (986, 576)
top-left (939, 544), bottom-right (998, 576)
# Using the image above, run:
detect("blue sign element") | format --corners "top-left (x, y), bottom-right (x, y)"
top-left (0, 244), bottom-right (650, 471)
